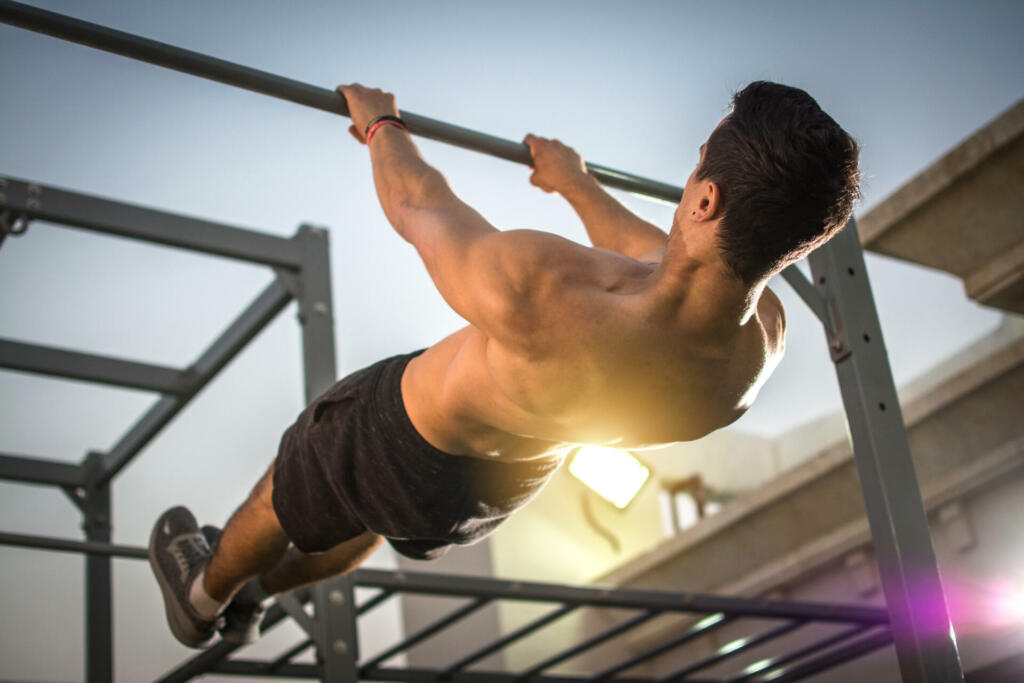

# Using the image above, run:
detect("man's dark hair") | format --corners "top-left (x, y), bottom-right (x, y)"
top-left (697, 81), bottom-right (861, 284)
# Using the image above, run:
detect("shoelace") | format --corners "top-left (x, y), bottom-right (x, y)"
top-left (170, 533), bottom-right (209, 582)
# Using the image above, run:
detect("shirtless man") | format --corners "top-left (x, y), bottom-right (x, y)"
top-left (150, 81), bottom-right (860, 648)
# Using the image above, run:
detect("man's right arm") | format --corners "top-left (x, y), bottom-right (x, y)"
top-left (524, 135), bottom-right (668, 259)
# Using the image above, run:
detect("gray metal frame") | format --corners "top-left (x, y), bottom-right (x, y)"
top-left (0, 175), bottom-right (324, 681)
top-left (0, 1), bottom-right (964, 681)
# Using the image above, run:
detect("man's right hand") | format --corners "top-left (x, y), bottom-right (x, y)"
top-left (523, 134), bottom-right (590, 194)
top-left (337, 83), bottom-right (400, 144)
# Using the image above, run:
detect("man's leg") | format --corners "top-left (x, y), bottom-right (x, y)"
top-left (201, 464), bottom-right (289, 602)
top-left (152, 462), bottom-right (384, 648)
top-left (204, 463), bottom-right (384, 601)
top-left (258, 531), bottom-right (383, 594)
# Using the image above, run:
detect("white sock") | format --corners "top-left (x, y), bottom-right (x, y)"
top-left (188, 567), bottom-right (226, 620)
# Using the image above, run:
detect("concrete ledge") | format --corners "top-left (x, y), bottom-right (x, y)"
top-left (856, 98), bottom-right (1024, 314)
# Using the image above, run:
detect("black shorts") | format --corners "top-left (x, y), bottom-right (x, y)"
top-left (271, 350), bottom-right (564, 560)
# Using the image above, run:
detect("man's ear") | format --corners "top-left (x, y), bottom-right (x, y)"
top-left (693, 180), bottom-right (721, 221)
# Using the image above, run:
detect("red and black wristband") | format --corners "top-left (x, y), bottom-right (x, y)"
top-left (364, 115), bottom-right (408, 144)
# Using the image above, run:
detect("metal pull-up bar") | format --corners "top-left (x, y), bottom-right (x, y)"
top-left (0, 0), bottom-right (685, 204)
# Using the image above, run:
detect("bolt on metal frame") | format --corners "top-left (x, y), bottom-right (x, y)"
top-left (0, 1), bottom-right (964, 681)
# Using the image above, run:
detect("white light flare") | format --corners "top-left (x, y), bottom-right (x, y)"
top-left (568, 445), bottom-right (650, 509)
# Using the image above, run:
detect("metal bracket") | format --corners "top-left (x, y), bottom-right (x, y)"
top-left (62, 485), bottom-right (88, 514)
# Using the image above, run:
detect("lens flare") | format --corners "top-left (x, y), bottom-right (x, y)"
top-left (985, 579), bottom-right (1024, 628)
top-left (568, 446), bottom-right (650, 508)
top-left (942, 572), bottom-right (1024, 634)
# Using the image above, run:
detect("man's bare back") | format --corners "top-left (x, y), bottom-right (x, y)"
top-left (402, 235), bottom-right (785, 464)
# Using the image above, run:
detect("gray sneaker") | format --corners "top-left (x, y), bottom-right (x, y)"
top-left (201, 525), bottom-right (268, 645)
top-left (149, 506), bottom-right (220, 648)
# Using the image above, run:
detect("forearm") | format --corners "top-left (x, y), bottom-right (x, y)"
top-left (560, 173), bottom-right (668, 258)
top-left (366, 125), bottom-right (453, 239)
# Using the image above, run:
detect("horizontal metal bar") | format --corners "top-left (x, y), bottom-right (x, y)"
top-left (360, 597), bottom-right (492, 671)
top-left (0, 530), bottom-right (147, 558)
top-left (592, 614), bottom-right (737, 681)
top-left (267, 639), bottom-right (313, 674)
top-left (97, 276), bottom-right (293, 483)
top-left (723, 623), bottom-right (873, 683)
top-left (0, 337), bottom-right (192, 394)
top-left (0, 176), bottom-right (301, 268)
top-left (212, 660), bottom-right (317, 678)
top-left (0, 452), bottom-right (84, 487)
top-left (780, 264), bottom-right (829, 328)
top-left (659, 620), bottom-right (806, 682)
top-left (767, 628), bottom-right (894, 683)
top-left (0, 1), bottom-right (684, 204)
top-left (516, 609), bottom-right (662, 680)
top-left (353, 569), bottom-right (890, 625)
top-left (364, 667), bottom-right (677, 683)
top-left (441, 603), bottom-right (578, 676)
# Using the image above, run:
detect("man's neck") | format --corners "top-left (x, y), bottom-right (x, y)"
top-left (653, 228), bottom-right (764, 329)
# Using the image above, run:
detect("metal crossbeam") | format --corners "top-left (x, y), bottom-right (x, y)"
top-left (592, 614), bottom-right (737, 681)
top-left (356, 569), bottom-right (889, 625)
top-left (96, 276), bottom-right (293, 483)
top-left (658, 620), bottom-right (806, 682)
top-left (0, 176), bottom-right (301, 268)
top-left (0, 452), bottom-right (83, 487)
top-left (440, 603), bottom-right (578, 676)
top-left (0, 530), bottom-right (147, 558)
top-left (0, 526), bottom-right (895, 681)
top-left (724, 624), bottom-right (874, 683)
top-left (361, 597), bottom-right (492, 670)
top-left (768, 629), bottom-right (894, 683)
top-left (0, 1), bottom-right (683, 205)
top-left (0, 337), bottom-right (192, 394)
top-left (516, 610), bottom-right (662, 680)
top-left (780, 265), bottom-right (828, 328)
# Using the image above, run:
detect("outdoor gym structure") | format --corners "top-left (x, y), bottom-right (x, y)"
top-left (0, 2), bottom-right (966, 682)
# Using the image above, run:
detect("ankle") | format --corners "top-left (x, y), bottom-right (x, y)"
top-left (189, 567), bottom-right (226, 620)
top-left (200, 564), bottom-right (236, 604)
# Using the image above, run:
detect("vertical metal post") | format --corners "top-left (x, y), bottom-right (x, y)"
top-left (293, 224), bottom-right (359, 682)
top-left (809, 220), bottom-right (964, 683)
top-left (82, 452), bottom-right (114, 683)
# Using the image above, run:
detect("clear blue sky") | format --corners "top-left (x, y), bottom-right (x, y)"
top-left (2, 1), bottom-right (1023, 679)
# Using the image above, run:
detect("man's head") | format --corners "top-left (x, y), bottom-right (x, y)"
top-left (682, 81), bottom-right (861, 285)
